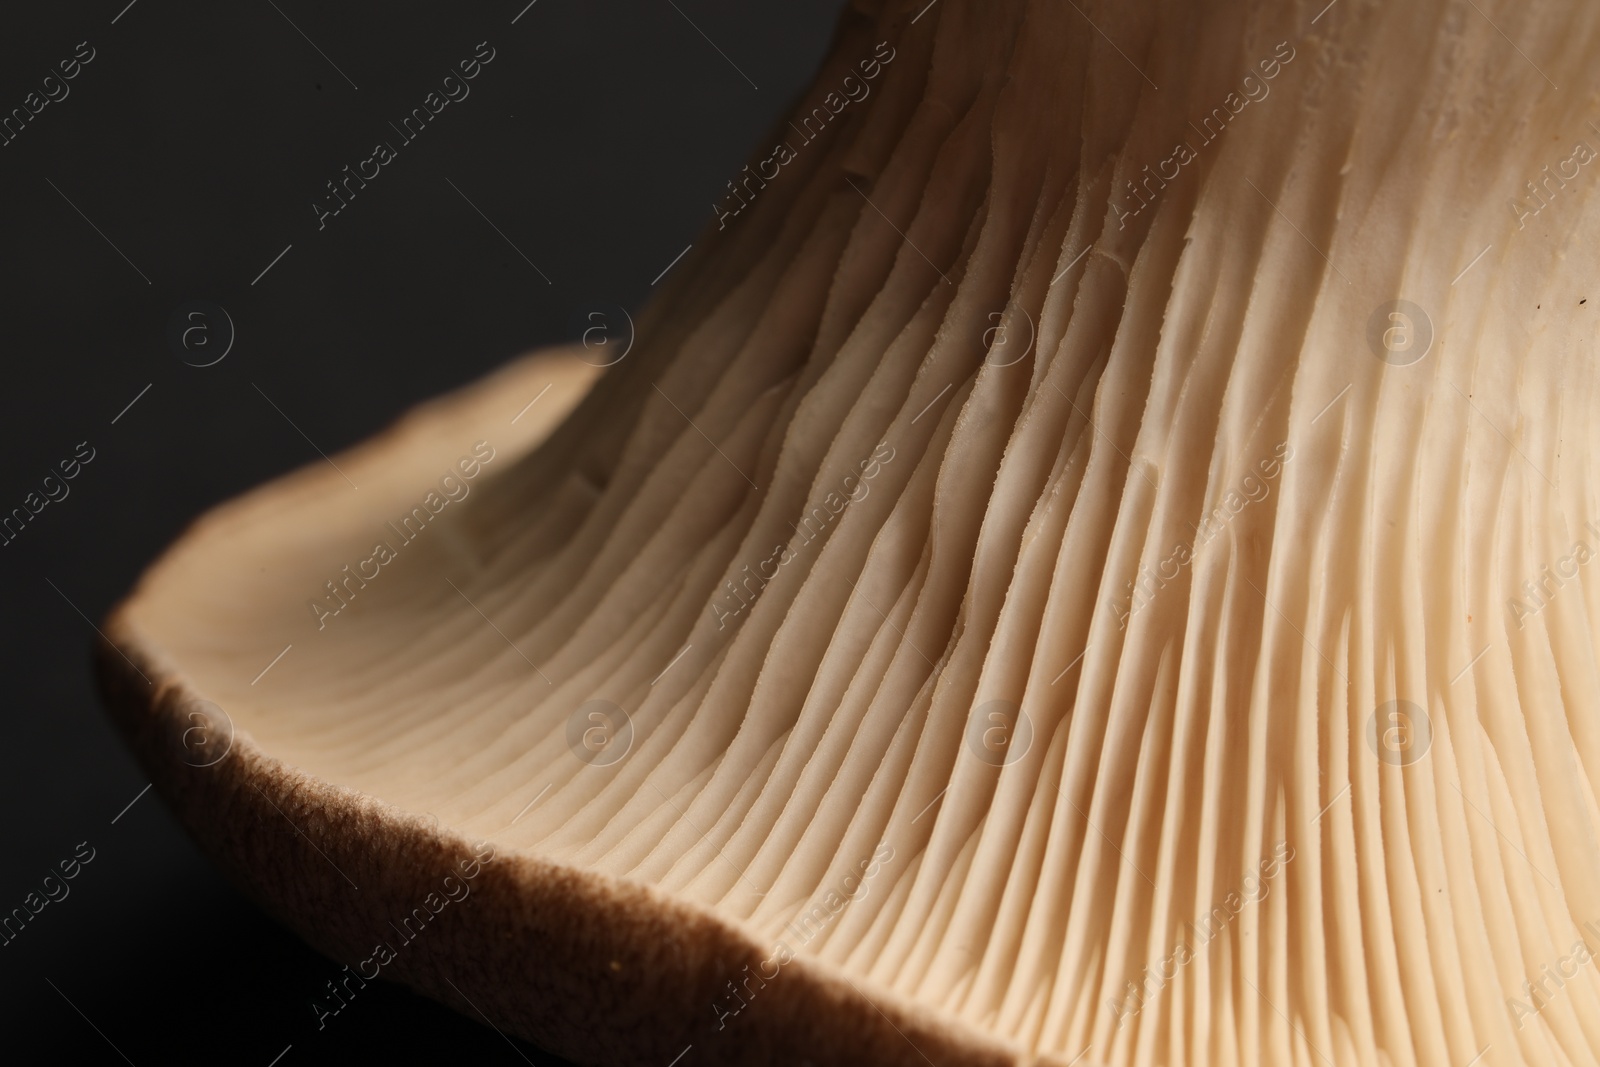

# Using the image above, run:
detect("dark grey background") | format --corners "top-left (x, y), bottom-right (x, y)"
top-left (0, 1), bottom-right (845, 1062)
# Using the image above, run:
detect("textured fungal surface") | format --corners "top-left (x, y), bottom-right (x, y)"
top-left (105, 0), bottom-right (1600, 1064)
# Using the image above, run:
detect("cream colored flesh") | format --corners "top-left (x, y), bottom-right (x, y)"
top-left (116, 0), bottom-right (1600, 1063)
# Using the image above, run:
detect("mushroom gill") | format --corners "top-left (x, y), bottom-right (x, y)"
top-left (98, 0), bottom-right (1600, 1064)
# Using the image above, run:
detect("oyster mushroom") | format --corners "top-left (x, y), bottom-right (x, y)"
top-left (98, 0), bottom-right (1600, 1064)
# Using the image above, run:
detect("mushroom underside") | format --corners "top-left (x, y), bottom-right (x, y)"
top-left (100, 1), bottom-right (1600, 1065)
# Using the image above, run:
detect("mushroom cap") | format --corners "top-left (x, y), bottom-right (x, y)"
top-left (98, 0), bottom-right (1600, 1065)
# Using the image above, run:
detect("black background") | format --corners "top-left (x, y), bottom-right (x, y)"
top-left (0, 1), bottom-right (845, 1061)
